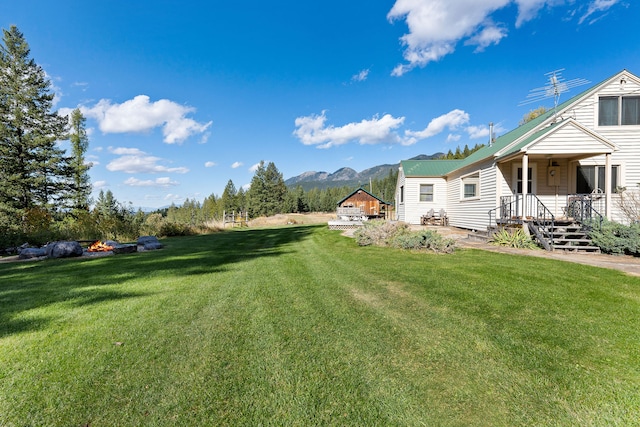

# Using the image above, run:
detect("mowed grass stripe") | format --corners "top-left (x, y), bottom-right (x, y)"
top-left (1, 225), bottom-right (639, 426)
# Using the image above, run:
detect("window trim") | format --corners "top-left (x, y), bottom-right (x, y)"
top-left (460, 172), bottom-right (480, 201)
top-left (598, 95), bottom-right (640, 127)
top-left (511, 163), bottom-right (538, 195)
top-left (419, 183), bottom-right (434, 202)
top-left (575, 164), bottom-right (620, 193)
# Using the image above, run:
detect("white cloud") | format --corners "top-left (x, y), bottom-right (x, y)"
top-left (578, 0), bottom-right (620, 24)
top-left (164, 194), bottom-right (183, 202)
top-left (124, 177), bottom-right (179, 187)
top-left (404, 109), bottom-right (470, 145)
top-left (106, 147), bottom-right (189, 174)
top-left (81, 95), bottom-right (212, 144)
top-left (466, 122), bottom-right (507, 139)
top-left (293, 111), bottom-right (405, 149)
top-left (249, 162), bottom-right (262, 173)
top-left (351, 69), bottom-right (370, 82)
top-left (86, 154), bottom-right (100, 166)
top-left (46, 72), bottom-right (63, 107)
top-left (231, 162), bottom-right (243, 169)
top-left (93, 180), bottom-right (108, 190)
top-left (446, 134), bottom-right (462, 142)
top-left (109, 147), bottom-right (145, 156)
top-left (387, 0), bottom-right (621, 75)
top-left (204, 161), bottom-right (217, 168)
top-left (464, 23), bottom-right (507, 52)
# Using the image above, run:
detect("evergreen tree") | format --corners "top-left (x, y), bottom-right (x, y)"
top-left (247, 161), bottom-right (287, 217)
top-left (0, 25), bottom-right (69, 232)
top-left (220, 179), bottom-right (238, 213)
top-left (68, 108), bottom-right (92, 212)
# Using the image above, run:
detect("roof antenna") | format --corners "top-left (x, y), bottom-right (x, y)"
top-left (519, 69), bottom-right (590, 121)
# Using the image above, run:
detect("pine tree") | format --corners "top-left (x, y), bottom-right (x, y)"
top-left (68, 108), bottom-right (92, 212)
top-left (220, 179), bottom-right (238, 213)
top-left (0, 25), bottom-right (69, 232)
top-left (247, 161), bottom-right (287, 217)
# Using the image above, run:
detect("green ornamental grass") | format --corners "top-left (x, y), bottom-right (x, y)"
top-left (1, 225), bottom-right (639, 426)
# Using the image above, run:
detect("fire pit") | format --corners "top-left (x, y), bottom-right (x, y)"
top-left (86, 240), bottom-right (137, 254)
top-left (87, 240), bottom-right (115, 252)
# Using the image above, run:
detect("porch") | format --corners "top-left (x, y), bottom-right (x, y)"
top-left (488, 193), bottom-right (604, 252)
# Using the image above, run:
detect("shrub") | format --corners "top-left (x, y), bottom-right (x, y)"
top-left (159, 222), bottom-right (197, 237)
top-left (490, 227), bottom-right (538, 249)
top-left (353, 220), bottom-right (409, 247)
top-left (589, 220), bottom-right (640, 255)
top-left (354, 221), bottom-right (456, 253)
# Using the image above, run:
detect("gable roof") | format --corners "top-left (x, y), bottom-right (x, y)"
top-left (401, 70), bottom-right (640, 177)
top-left (497, 118), bottom-right (618, 160)
top-left (336, 187), bottom-right (391, 206)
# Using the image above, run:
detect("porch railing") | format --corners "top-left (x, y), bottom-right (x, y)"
top-left (565, 194), bottom-right (604, 230)
top-left (488, 194), bottom-right (555, 250)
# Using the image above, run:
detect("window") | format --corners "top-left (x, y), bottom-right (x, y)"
top-left (622, 97), bottom-right (640, 125)
top-left (516, 167), bottom-right (533, 194)
top-left (419, 184), bottom-right (434, 202)
top-left (399, 185), bottom-right (404, 203)
top-left (461, 173), bottom-right (479, 199)
top-left (576, 165), bottom-right (619, 193)
top-left (599, 96), bottom-right (640, 126)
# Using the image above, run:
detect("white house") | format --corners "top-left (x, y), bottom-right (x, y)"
top-left (396, 69), bottom-right (640, 248)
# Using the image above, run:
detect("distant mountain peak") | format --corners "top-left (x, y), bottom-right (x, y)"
top-left (285, 153), bottom-right (443, 190)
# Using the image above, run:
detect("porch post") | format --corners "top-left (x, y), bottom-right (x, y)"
top-left (605, 153), bottom-right (612, 219)
top-left (522, 154), bottom-right (529, 216)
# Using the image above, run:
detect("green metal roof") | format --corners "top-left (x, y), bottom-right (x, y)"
top-left (404, 71), bottom-right (620, 177)
top-left (400, 160), bottom-right (464, 177)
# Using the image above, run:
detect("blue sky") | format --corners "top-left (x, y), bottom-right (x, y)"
top-left (1, 0), bottom-right (636, 208)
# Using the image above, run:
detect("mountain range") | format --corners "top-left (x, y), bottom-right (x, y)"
top-left (284, 153), bottom-right (444, 191)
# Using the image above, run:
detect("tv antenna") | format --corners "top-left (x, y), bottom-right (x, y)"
top-left (519, 69), bottom-right (590, 118)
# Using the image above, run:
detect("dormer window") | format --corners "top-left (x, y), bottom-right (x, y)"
top-left (599, 96), bottom-right (640, 126)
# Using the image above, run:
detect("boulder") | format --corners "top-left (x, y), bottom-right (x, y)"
top-left (45, 241), bottom-right (83, 259)
top-left (137, 235), bottom-right (160, 245)
top-left (18, 247), bottom-right (47, 259)
top-left (137, 236), bottom-right (163, 251)
top-left (143, 242), bottom-right (163, 251)
top-left (113, 244), bottom-right (137, 254)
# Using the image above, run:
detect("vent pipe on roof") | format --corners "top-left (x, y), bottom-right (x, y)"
top-left (489, 122), bottom-right (494, 147)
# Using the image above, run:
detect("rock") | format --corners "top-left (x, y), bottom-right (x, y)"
top-left (142, 242), bottom-right (163, 251)
top-left (104, 240), bottom-right (120, 248)
top-left (18, 247), bottom-right (47, 259)
top-left (137, 236), bottom-right (163, 251)
top-left (112, 244), bottom-right (137, 254)
top-left (137, 235), bottom-right (160, 245)
top-left (45, 241), bottom-right (83, 258)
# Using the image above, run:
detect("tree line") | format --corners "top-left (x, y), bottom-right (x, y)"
top-left (0, 24), bottom-right (480, 248)
top-left (156, 166), bottom-right (399, 227)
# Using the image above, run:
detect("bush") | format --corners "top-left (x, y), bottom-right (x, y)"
top-left (389, 229), bottom-right (456, 253)
top-left (354, 221), bottom-right (456, 253)
top-left (158, 222), bottom-right (197, 237)
top-left (589, 220), bottom-right (640, 255)
top-left (353, 220), bottom-right (409, 247)
top-left (490, 227), bottom-right (538, 249)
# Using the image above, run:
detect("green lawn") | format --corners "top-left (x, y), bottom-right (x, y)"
top-left (1, 225), bottom-right (639, 426)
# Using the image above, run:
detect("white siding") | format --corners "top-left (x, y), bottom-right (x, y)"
top-left (568, 75), bottom-right (640, 189)
top-left (400, 177), bottom-right (448, 224)
top-left (395, 167), bottom-right (406, 221)
top-left (527, 122), bottom-right (613, 155)
top-left (446, 160), bottom-right (497, 230)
